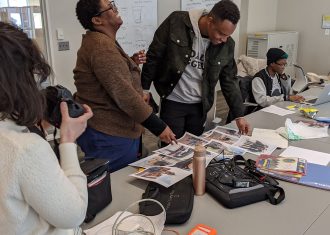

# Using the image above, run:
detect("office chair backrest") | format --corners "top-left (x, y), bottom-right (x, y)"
top-left (226, 76), bottom-right (259, 124)
top-left (238, 76), bottom-right (255, 104)
top-left (238, 76), bottom-right (260, 115)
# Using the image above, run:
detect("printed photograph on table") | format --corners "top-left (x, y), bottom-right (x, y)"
top-left (204, 140), bottom-right (225, 154)
top-left (129, 153), bottom-right (180, 168)
top-left (214, 126), bottom-right (241, 138)
top-left (204, 141), bottom-right (246, 157)
top-left (131, 166), bottom-right (191, 187)
top-left (177, 132), bottom-right (209, 147)
top-left (172, 158), bottom-right (193, 171)
top-left (155, 143), bottom-right (194, 159)
top-left (295, 120), bottom-right (329, 128)
top-left (205, 150), bottom-right (221, 164)
top-left (204, 130), bottom-right (239, 145)
top-left (233, 136), bottom-right (277, 155)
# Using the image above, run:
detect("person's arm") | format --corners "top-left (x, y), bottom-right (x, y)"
top-left (252, 77), bottom-right (284, 107)
top-left (141, 12), bottom-right (172, 90)
top-left (19, 102), bottom-right (93, 228)
top-left (219, 55), bottom-right (250, 134)
top-left (19, 141), bottom-right (87, 228)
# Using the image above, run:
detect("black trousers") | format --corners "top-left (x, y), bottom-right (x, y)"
top-left (160, 99), bottom-right (206, 140)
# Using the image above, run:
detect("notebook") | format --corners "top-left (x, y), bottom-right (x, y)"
top-left (262, 162), bottom-right (330, 191)
top-left (303, 84), bottom-right (330, 106)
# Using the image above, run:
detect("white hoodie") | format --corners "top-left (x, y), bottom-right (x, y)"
top-left (167, 9), bottom-right (210, 103)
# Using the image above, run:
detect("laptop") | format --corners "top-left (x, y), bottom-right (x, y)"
top-left (292, 64), bottom-right (308, 93)
top-left (303, 84), bottom-right (330, 105)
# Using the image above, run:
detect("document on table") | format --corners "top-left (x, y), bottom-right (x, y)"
top-left (280, 146), bottom-right (330, 166)
top-left (285, 119), bottom-right (329, 139)
top-left (252, 128), bottom-right (288, 149)
top-left (261, 105), bottom-right (295, 116)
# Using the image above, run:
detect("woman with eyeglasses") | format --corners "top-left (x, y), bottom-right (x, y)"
top-left (252, 48), bottom-right (305, 108)
top-left (74, 0), bottom-right (176, 172)
top-left (0, 22), bottom-right (93, 234)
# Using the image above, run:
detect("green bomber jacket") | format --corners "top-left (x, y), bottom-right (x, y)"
top-left (141, 11), bottom-right (244, 118)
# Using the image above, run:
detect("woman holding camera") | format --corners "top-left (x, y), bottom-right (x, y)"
top-left (74, 0), bottom-right (177, 172)
top-left (0, 22), bottom-right (93, 234)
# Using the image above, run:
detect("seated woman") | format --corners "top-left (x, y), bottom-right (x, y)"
top-left (74, 0), bottom-right (176, 172)
top-left (252, 48), bottom-right (304, 107)
top-left (0, 22), bottom-right (93, 235)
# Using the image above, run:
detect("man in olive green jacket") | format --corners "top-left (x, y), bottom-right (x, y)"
top-left (142, 0), bottom-right (250, 139)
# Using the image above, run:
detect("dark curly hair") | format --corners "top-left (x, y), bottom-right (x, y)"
top-left (0, 22), bottom-right (51, 127)
top-left (76, 0), bottom-right (101, 31)
top-left (209, 0), bottom-right (240, 24)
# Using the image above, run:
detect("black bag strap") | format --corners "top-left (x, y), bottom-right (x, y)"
top-left (231, 155), bottom-right (285, 205)
top-left (266, 184), bottom-right (285, 205)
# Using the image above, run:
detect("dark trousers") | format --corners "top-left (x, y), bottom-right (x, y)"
top-left (77, 126), bottom-right (140, 172)
top-left (160, 99), bottom-right (206, 141)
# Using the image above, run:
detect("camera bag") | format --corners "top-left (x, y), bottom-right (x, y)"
top-left (206, 155), bottom-right (285, 208)
top-left (139, 176), bottom-right (194, 224)
top-left (80, 158), bottom-right (112, 222)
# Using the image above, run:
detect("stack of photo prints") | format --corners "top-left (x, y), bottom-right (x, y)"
top-left (130, 126), bottom-right (277, 187)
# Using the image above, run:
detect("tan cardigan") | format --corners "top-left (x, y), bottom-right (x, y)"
top-left (73, 31), bottom-right (152, 138)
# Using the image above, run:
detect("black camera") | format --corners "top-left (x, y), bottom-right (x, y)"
top-left (43, 85), bottom-right (85, 128)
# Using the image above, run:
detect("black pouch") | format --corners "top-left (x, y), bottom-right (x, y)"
top-left (80, 159), bottom-right (112, 222)
top-left (206, 155), bottom-right (285, 208)
top-left (139, 177), bottom-right (194, 224)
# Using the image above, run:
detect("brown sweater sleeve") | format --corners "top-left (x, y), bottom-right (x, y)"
top-left (90, 41), bottom-right (152, 123)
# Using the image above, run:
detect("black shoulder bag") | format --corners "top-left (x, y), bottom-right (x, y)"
top-left (206, 155), bottom-right (285, 208)
top-left (139, 176), bottom-right (194, 224)
top-left (80, 159), bottom-right (112, 222)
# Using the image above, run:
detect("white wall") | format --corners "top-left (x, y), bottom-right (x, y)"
top-left (246, 0), bottom-right (278, 34)
top-left (277, 0), bottom-right (330, 75)
top-left (45, 0), bottom-right (84, 91)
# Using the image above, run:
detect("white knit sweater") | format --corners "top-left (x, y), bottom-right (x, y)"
top-left (0, 119), bottom-right (87, 235)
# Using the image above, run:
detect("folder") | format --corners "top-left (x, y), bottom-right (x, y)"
top-left (262, 162), bottom-right (330, 191)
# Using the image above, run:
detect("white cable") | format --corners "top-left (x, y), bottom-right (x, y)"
top-left (112, 199), bottom-right (166, 235)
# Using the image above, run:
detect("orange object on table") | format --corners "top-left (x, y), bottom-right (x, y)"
top-left (188, 224), bottom-right (217, 235)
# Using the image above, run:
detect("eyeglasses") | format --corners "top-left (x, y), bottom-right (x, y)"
top-left (275, 62), bottom-right (288, 67)
top-left (94, 0), bottom-right (116, 17)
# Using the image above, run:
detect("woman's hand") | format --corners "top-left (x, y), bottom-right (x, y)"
top-left (59, 102), bottom-right (93, 144)
top-left (131, 50), bottom-right (146, 65)
top-left (159, 126), bottom-right (177, 145)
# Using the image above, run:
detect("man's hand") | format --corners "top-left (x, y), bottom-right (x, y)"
top-left (235, 117), bottom-right (250, 135)
top-left (289, 95), bottom-right (305, 103)
top-left (131, 49), bottom-right (146, 65)
top-left (159, 126), bottom-right (177, 145)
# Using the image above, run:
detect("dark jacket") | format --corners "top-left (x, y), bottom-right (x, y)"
top-left (141, 11), bottom-right (244, 118)
top-left (253, 69), bottom-right (284, 97)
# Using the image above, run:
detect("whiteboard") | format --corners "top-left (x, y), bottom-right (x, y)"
top-left (116, 0), bottom-right (157, 56)
top-left (181, 0), bottom-right (219, 11)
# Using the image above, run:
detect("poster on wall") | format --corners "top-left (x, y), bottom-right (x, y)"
top-left (116, 0), bottom-right (157, 56)
top-left (181, 0), bottom-right (219, 11)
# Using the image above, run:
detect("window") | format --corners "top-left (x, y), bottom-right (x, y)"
top-left (0, 0), bottom-right (49, 60)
